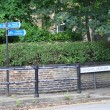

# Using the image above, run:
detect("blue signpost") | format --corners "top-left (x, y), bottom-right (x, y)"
top-left (0, 21), bottom-right (26, 95)
top-left (0, 23), bottom-right (6, 28)
top-left (8, 29), bottom-right (26, 36)
top-left (0, 22), bottom-right (21, 29)
top-left (7, 22), bottom-right (21, 29)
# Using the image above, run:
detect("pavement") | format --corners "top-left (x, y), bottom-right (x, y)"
top-left (0, 87), bottom-right (110, 110)
top-left (32, 100), bottom-right (110, 110)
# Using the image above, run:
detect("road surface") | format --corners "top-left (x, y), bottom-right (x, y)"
top-left (34, 100), bottom-right (110, 110)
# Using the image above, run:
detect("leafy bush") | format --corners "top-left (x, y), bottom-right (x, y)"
top-left (19, 21), bottom-right (53, 42)
top-left (0, 41), bottom-right (110, 66)
top-left (0, 20), bottom-right (83, 43)
top-left (19, 21), bottom-right (82, 42)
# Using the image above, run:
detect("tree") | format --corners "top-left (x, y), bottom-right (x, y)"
top-left (0, 0), bottom-right (32, 43)
top-left (0, 0), bottom-right (32, 21)
top-left (32, 0), bottom-right (110, 41)
top-left (31, 0), bottom-right (55, 29)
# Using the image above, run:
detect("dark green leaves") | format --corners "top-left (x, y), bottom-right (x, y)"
top-left (0, 41), bottom-right (110, 66)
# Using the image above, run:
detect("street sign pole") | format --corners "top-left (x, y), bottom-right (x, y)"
top-left (0, 21), bottom-right (26, 95)
top-left (6, 22), bottom-right (10, 95)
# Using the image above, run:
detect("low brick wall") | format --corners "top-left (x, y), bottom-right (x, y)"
top-left (81, 72), bottom-right (110, 89)
top-left (39, 67), bottom-right (77, 93)
top-left (0, 65), bottom-right (110, 94)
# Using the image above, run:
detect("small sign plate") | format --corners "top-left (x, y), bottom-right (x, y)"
top-left (7, 29), bottom-right (26, 36)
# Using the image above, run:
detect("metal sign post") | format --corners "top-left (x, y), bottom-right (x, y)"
top-left (0, 21), bottom-right (26, 95)
top-left (6, 22), bottom-right (10, 95)
top-left (34, 66), bottom-right (39, 97)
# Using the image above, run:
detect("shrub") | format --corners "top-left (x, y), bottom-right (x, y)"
top-left (19, 21), bottom-right (82, 42)
top-left (0, 20), bottom-right (83, 43)
top-left (0, 41), bottom-right (110, 66)
top-left (19, 21), bottom-right (54, 42)
top-left (49, 29), bottom-right (83, 41)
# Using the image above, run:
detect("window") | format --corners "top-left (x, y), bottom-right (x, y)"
top-left (56, 22), bottom-right (66, 33)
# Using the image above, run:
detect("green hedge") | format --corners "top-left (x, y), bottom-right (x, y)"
top-left (0, 41), bottom-right (110, 66)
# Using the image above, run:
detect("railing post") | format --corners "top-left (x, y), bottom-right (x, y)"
top-left (77, 63), bottom-right (81, 93)
top-left (34, 66), bottom-right (39, 97)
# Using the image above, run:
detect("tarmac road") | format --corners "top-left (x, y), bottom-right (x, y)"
top-left (36, 100), bottom-right (110, 110)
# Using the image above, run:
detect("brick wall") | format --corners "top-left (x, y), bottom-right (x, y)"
top-left (0, 66), bottom-right (110, 94)
top-left (39, 67), bottom-right (77, 93)
top-left (81, 72), bottom-right (110, 89)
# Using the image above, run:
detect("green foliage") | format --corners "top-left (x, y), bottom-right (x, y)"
top-left (19, 21), bottom-right (52, 42)
top-left (19, 22), bottom-right (82, 42)
top-left (0, 0), bottom-right (31, 21)
top-left (0, 0), bottom-right (109, 43)
top-left (95, 23), bottom-right (110, 36)
top-left (15, 99), bottom-right (22, 107)
top-left (0, 0), bottom-right (32, 43)
top-left (32, 0), bottom-right (110, 41)
top-left (51, 30), bottom-right (82, 41)
top-left (0, 41), bottom-right (110, 66)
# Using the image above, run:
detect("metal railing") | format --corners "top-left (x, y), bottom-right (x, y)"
top-left (0, 66), bottom-right (39, 97)
top-left (80, 64), bottom-right (110, 90)
top-left (0, 64), bottom-right (81, 97)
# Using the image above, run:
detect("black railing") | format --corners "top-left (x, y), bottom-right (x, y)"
top-left (0, 66), bottom-right (39, 97)
top-left (0, 64), bottom-right (81, 97)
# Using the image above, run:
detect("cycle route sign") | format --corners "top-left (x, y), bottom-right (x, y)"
top-left (0, 21), bottom-right (26, 95)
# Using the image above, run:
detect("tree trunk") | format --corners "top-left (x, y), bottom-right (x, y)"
top-left (85, 16), bottom-right (91, 41)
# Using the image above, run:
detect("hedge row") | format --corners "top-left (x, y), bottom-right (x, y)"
top-left (0, 41), bottom-right (110, 66)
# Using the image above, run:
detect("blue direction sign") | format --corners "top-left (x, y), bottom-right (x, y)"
top-left (0, 23), bottom-right (6, 28)
top-left (0, 22), bottom-right (21, 29)
top-left (7, 29), bottom-right (26, 36)
top-left (8, 22), bottom-right (21, 29)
